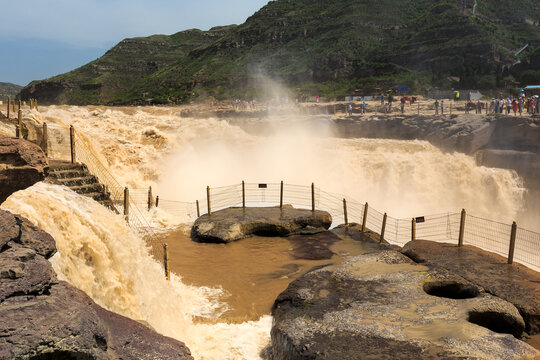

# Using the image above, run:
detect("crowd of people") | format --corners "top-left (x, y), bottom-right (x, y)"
top-left (490, 94), bottom-right (540, 116)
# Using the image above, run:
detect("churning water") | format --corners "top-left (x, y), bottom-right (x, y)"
top-left (0, 105), bottom-right (532, 359)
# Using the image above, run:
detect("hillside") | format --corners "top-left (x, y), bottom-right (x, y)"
top-left (1, 82), bottom-right (23, 101)
top-left (20, 0), bottom-right (540, 105)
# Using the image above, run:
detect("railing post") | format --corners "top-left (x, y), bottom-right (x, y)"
top-left (242, 180), bottom-right (245, 208)
top-left (458, 209), bottom-right (466, 247)
top-left (380, 212), bottom-right (387, 243)
top-left (207, 186), bottom-right (211, 215)
top-left (35, 99), bottom-right (38, 111)
top-left (15, 125), bottom-right (19, 138)
top-left (6, 96), bottom-right (10, 119)
top-left (42, 123), bottom-right (48, 157)
top-left (280, 181), bottom-right (284, 209)
top-left (147, 186), bottom-right (153, 210)
top-left (196, 200), bottom-right (200, 217)
top-left (17, 109), bottom-right (22, 138)
top-left (343, 198), bottom-right (348, 225)
top-left (18, 100), bottom-right (21, 112)
top-left (70, 125), bottom-right (76, 164)
top-left (311, 183), bottom-right (315, 211)
top-left (155, 196), bottom-right (159, 208)
top-left (163, 243), bottom-right (170, 281)
top-left (361, 202), bottom-right (368, 232)
top-left (411, 217), bottom-right (416, 241)
top-left (123, 187), bottom-right (129, 222)
top-left (508, 221), bottom-right (517, 264)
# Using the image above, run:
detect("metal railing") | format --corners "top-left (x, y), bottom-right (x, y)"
top-left (32, 121), bottom-right (540, 271)
top-left (138, 182), bottom-right (539, 270)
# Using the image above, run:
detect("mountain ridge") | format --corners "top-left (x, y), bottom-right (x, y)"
top-left (19, 0), bottom-right (540, 104)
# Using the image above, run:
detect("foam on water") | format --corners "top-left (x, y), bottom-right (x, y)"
top-left (1, 183), bottom-right (271, 360)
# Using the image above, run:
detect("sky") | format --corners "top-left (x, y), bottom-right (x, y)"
top-left (0, 0), bottom-right (269, 86)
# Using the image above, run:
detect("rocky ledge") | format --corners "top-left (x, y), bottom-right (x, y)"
top-left (0, 209), bottom-right (193, 360)
top-left (0, 134), bottom-right (48, 204)
top-left (271, 247), bottom-right (539, 359)
top-left (402, 240), bottom-right (540, 335)
top-left (192, 206), bottom-right (332, 243)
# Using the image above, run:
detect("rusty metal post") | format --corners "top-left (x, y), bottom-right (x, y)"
top-left (207, 186), bottom-right (211, 215)
top-left (17, 109), bottom-right (22, 138)
top-left (163, 243), bottom-right (170, 280)
top-left (147, 186), bottom-right (153, 210)
top-left (280, 181), bottom-right (284, 209)
top-left (361, 202), bottom-right (368, 232)
top-left (70, 125), bottom-right (76, 163)
top-left (311, 183), bottom-right (315, 211)
top-left (6, 96), bottom-right (10, 119)
top-left (508, 221), bottom-right (517, 264)
top-left (381, 212), bottom-right (387, 243)
top-left (15, 125), bottom-right (19, 138)
top-left (155, 195), bottom-right (159, 208)
top-left (196, 200), bottom-right (200, 217)
top-left (412, 218), bottom-right (416, 242)
top-left (18, 100), bottom-right (21, 112)
top-left (242, 180), bottom-right (245, 208)
top-left (123, 187), bottom-right (129, 222)
top-left (343, 198), bottom-right (348, 225)
top-left (42, 123), bottom-right (48, 157)
top-left (458, 209), bottom-right (466, 247)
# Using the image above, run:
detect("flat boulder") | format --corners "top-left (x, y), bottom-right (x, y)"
top-left (0, 134), bottom-right (48, 204)
top-left (192, 206), bottom-right (332, 243)
top-left (271, 250), bottom-right (538, 359)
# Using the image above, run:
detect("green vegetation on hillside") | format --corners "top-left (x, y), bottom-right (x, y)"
top-left (1, 82), bottom-right (23, 101)
top-left (19, 0), bottom-right (540, 104)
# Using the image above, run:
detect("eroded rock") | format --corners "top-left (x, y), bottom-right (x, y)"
top-left (0, 209), bottom-right (193, 360)
top-left (402, 240), bottom-right (540, 335)
top-left (0, 135), bottom-right (48, 204)
top-left (192, 206), bottom-right (332, 243)
top-left (271, 250), bottom-right (538, 359)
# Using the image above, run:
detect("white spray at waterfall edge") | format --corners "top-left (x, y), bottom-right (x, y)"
top-left (24, 105), bottom-right (530, 226)
top-left (1, 182), bottom-right (272, 360)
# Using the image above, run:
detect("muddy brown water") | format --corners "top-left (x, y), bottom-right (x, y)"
top-left (154, 229), bottom-right (540, 354)
top-left (155, 228), bottom-right (373, 323)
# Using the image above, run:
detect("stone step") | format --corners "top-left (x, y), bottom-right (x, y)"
top-left (84, 192), bottom-right (110, 201)
top-left (49, 168), bottom-right (87, 179)
top-left (55, 176), bottom-right (97, 187)
top-left (70, 183), bottom-right (104, 194)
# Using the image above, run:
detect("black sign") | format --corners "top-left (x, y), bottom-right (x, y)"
top-left (415, 216), bottom-right (425, 223)
top-left (258, 184), bottom-right (268, 189)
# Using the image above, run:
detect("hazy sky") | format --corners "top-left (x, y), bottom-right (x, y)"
top-left (0, 0), bottom-right (269, 86)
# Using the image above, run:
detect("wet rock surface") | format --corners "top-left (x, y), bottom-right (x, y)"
top-left (402, 240), bottom-right (540, 335)
top-left (271, 248), bottom-right (539, 360)
top-left (192, 206), bottom-right (332, 243)
top-left (0, 209), bottom-right (193, 360)
top-left (0, 135), bottom-right (48, 204)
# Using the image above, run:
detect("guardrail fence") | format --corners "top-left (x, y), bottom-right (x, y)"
top-left (18, 121), bottom-right (540, 273)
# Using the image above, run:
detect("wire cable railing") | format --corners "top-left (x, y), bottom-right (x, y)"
top-left (138, 181), bottom-right (539, 270)
top-left (38, 123), bottom-right (539, 271)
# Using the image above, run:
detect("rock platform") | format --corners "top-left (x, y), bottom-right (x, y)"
top-left (192, 206), bottom-right (332, 243)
